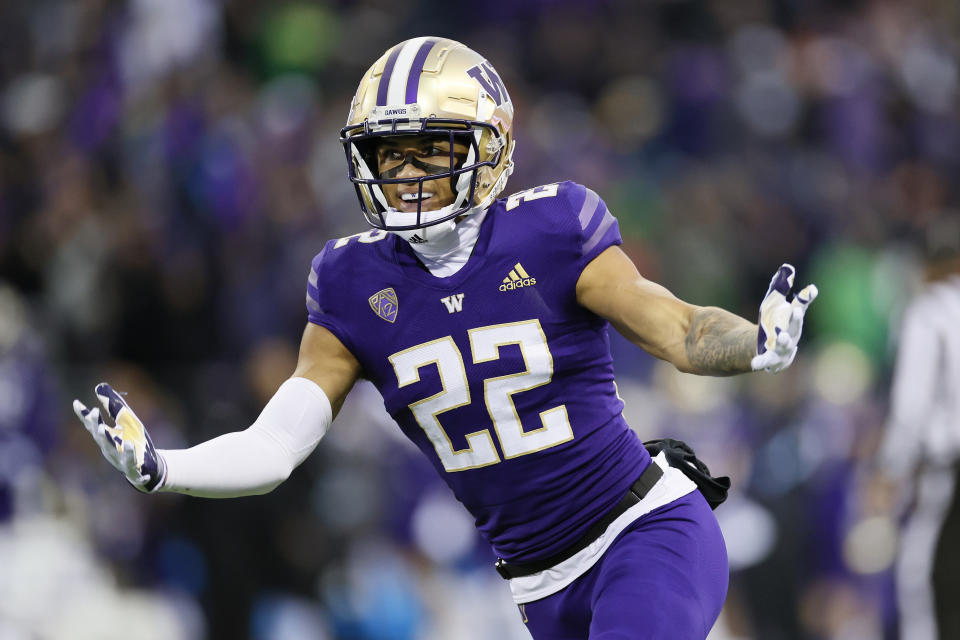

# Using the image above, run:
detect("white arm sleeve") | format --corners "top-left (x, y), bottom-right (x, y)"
top-left (157, 377), bottom-right (332, 497)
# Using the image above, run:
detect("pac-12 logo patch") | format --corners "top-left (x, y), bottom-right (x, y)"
top-left (369, 287), bottom-right (399, 323)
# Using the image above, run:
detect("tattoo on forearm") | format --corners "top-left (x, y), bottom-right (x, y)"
top-left (685, 307), bottom-right (756, 376)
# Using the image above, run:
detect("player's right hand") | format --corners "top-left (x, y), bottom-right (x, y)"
top-left (73, 383), bottom-right (167, 493)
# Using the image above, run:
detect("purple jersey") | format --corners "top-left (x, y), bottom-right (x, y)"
top-left (306, 181), bottom-right (651, 563)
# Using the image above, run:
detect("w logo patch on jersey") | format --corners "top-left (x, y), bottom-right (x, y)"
top-left (440, 293), bottom-right (465, 313)
top-left (369, 287), bottom-right (399, 323)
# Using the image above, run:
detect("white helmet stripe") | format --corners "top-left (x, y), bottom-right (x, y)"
top-left (386, 37), bottom-right (430, 106)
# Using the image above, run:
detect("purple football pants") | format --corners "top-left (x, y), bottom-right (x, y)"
top-left (519, 491), bottom-right (728, 639)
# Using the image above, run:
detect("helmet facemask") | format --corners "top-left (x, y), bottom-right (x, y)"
top-left (341, 119), bottom-right (506, 237)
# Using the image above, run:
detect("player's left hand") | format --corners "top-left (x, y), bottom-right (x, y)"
top-left (73, 383), bottom-right (167, 492)
top-left (750, 264), bottom-right (818, 373)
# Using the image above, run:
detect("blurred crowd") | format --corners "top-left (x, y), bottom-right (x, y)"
top-left (1, 0), bottom-right (957, 638)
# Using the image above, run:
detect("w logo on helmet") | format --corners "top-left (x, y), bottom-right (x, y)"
top-left (467, 62), bottom-right (510, 107)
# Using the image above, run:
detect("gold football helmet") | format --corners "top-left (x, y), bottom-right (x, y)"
top-left (341, 37), bottom-right (515, 234)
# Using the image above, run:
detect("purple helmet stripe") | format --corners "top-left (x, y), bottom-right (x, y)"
top-left (404, 39), bottom-right (437, 104)
top-left (377, 45), bottom-right (403, 106)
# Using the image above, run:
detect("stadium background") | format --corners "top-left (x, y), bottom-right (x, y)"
top-left (0, 0), bottom-right (954, 638)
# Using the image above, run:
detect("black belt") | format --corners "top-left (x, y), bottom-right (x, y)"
top-left (495, 462), bottom-right (664, 580)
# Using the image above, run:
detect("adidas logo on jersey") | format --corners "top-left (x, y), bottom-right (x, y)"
top-left (500, 263), bottom-right (536, 291)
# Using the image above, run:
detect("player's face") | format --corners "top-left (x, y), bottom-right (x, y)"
top-left (376, 135), bottom-right (469, 212)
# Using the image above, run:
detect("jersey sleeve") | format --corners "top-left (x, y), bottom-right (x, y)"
top-left (561, 181), bottom-right (622, 271)
top-left (305, 244), bottom-right (359, 356)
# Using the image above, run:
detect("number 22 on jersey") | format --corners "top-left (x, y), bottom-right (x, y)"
top-left (389, 319), bottom-right (574, 472)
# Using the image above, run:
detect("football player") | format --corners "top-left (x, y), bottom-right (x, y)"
top-left (75, 38), bottom-right (817, 638)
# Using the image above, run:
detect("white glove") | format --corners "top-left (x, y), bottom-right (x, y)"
top-left (73, 383), bottom-right (167, 492)
top-left (750, 264), bottom-right (818, 373)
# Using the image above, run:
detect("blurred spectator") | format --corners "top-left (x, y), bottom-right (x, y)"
top-left (873, 212), bottom-right (960, 640)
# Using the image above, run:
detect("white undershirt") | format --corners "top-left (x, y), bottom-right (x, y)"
top-left (405, 208), bottom-right (487, 277)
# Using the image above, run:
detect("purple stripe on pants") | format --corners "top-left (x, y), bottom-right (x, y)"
top-left (519, 491), bottom-right (728, 639)
top-left (405, 39), bottom-right (436, 104)
top-left (376, 45), bottom-right (402, 106)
